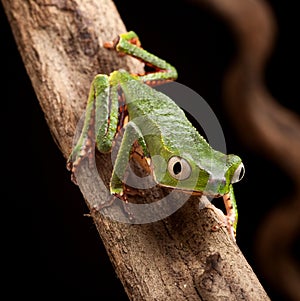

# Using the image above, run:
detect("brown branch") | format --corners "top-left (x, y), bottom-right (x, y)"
top-left (191, 0), bottom-right (300, 300)
top-left (2, 0), bottom-right (271, 300)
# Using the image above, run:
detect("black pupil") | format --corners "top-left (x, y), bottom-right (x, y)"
top-left (239, 167), bottom-right (245, 180)
top-left (173, 162), bottom-right (182, 175)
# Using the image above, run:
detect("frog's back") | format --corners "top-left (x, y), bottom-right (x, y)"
top-left (118, 72), bottom-right (214, 166)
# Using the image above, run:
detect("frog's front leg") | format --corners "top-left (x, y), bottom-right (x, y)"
top-left (94, 121), bottom-right (148, 220)
top-left (223, 184), bottom-right (238, 241)
top-left (67, 74), bottom-right (119, 177)
top-left (110, 121), bottom-right (148, 197)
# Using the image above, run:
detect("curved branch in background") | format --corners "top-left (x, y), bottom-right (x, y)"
top-left (193, 0), bottom-right (300, 300)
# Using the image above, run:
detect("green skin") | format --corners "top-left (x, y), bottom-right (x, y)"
top-left (67, 31), bottom-right (244, 239)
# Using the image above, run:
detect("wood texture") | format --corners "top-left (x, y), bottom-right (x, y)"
top-left (2, 0), bottom-right (270, 300)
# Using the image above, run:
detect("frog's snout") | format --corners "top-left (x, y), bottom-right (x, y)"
top-left (205, 176), bottom-right (226, 195)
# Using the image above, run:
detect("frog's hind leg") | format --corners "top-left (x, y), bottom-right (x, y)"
top-left (67, 81), bottom-right (99, 180)
top-left (67, 74), bottom-right (118, 181)
top-left (104, 31), bottom-right (178, 85)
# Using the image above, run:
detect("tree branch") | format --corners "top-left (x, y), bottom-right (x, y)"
top-left (2, 0), bottom-right (270, 300)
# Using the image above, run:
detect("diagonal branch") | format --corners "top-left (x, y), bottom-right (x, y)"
top-left (2, 0), bottom-right (271, 300)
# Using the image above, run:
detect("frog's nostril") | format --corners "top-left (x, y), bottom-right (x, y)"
top-left (206, 177), bottom-right (226, 194)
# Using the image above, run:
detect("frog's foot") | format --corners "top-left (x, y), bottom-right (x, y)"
top-left (207, 195), bottom-right (237, 241)
top-left (203, 200), bottom-right (233, 239)
top-left (104, 31), bottom-right (141, 51)
top-left (210, 209), bottom-right (236, 242)
top-left (116, 192), bottom-right (135, 221)
top-left (95, 192), bottom-right (134, 222)
top-left (67, 100), bottom-right (96, 184)
top-left (225, 218), bottom-right (236, 242)
top-left (67, 137), bottom-right (94, 184)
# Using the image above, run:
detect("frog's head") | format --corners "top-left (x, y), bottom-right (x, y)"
top-left (152, 151), bottom-right (244, 196)
top-left (203, 154), bottom-right (245, 196)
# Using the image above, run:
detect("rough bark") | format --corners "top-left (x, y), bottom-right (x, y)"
top-left (2, 0), bottom-right (270, 300)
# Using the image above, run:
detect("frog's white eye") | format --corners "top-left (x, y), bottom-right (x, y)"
top-left (168, 156), bottom-right (192, 180)
top-left (231, 163), bottom-right (245, 183)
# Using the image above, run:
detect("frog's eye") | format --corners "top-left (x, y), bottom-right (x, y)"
top-left (168, 156), bottom-right (192, 180)
top-left (231, 163), bottom-right (245, 183)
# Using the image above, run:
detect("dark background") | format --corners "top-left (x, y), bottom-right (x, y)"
top-left (1, 0), bottom-right (298, 300)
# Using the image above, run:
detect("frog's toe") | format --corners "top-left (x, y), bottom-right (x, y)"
top-left (66, 156), bottom-right (79, 184)
top-left (67, 141), bottom-right (95, 183)
top-left (66, 150), bottom-right (84, 180)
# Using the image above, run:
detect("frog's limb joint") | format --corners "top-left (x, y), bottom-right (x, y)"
top-left (95, 192), bottom-right (134, 221)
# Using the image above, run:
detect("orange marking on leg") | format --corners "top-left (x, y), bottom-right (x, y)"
top-left (223, 193), bottom-right (236, 240)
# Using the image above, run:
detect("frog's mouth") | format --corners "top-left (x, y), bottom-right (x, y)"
top-left (178, 188), bottom-right (203, 196)
top-left (184, 189), bottom-right (222, 198)
top-left (158, 184), bottom-right (222, 198)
